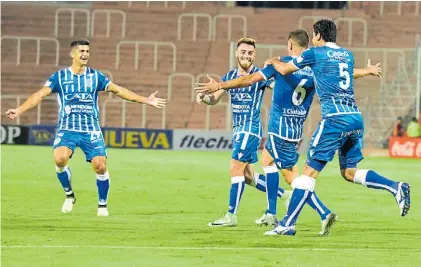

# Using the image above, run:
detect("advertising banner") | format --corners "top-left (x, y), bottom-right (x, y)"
top-left (27, 125), bottom-right (173, 150)
top-left (28, 125), bottom-right (57, 146)
top-left (173, 129), bottom-right (233, 151)
top-left (102, 127), bottom-right (172, 150)
top-left (389, 137), bottom-right (421, 159)
top-left (0, 125), bottom-right (29, 145)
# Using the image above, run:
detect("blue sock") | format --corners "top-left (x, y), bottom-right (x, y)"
top-left (307, 191), bottom-right (331, 220)
top-left (263, 166), bottom-right (280, 215)
top-left (56, 165), bottom-right (73, 195)
top-left (253, 173), bottom-right (285, 198)
top-left (354, 169), bottom-right (399, 196)
top-left (97, 172), bottom-right (110, 205)
top-left (280, 175), bottom-right (315, 228)
top-left (228, 176), bottom-right (245, 214)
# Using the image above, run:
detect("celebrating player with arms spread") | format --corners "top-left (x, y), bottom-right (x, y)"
top-left (6, 39), bottom-right (166, 217)
top-left (196, 29), bottom-right (383, 235)
top-left (264, 20), bottom-right (411, 236)
top-left (197, 37), bottom-right (290, 227)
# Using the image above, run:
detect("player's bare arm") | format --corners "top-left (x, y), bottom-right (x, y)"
top-left (6, 86), bottom-right (52, 120)
top-left (354, 59), bottom-right (382, 78)
top-left (268, 57), bottom-right (298, 75)
top-left (197, 90), bottom-right (226, 106)
top-left (195, 72), bottom-right (264, 94)
top-left (107, 82), bottom-right (167, 109)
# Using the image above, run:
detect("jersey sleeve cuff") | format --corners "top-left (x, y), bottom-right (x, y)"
top-left (258, 70), bottom-right (268, 80)
top-left (290, 60), bottom-right (299, 70)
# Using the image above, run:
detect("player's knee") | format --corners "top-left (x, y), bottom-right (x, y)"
top-left (93, 161), bottom-right (107, 174)
top-left (229, 162), bottom-right (244, 176)
top-left (340, 168), bottom-right (355, 182)
top-left (54, 155), bottom-right (69, 167)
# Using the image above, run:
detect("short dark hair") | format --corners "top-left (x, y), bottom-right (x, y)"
top-left (313, 19), bottom-right (337, 43)
top-left (288, 29), bottom-right (309, 48)
top-left (70, 39), bottom-right (90, 48)
top-left (237, 37), bottom-right (256, 48)
top-left (412, 117), bottom-right (418, 122)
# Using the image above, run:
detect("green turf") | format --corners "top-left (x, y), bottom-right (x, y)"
top-left (1, 145), bottom-right (421, 266)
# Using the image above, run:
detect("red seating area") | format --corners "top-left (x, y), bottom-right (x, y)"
top-left (2, 1), bottom-right (420, 147)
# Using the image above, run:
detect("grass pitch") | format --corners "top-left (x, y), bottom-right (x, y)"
top-left (1, 145), bottom-right (420, 267)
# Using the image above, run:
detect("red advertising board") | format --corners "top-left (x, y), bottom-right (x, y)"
top-left (389, 137), bottom-right (421, 159)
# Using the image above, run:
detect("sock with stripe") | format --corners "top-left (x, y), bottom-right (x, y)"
top-left (250, 172), bottom-right (285, 198)
top-left (306, 191), bottom-right (331, 220)
top-left (354, 169), bottom-right (399, 196)
top-left (56, 165), bottom-right (73, 196)
top-left (280, 175), bottom-right (315, 227)
top-left (97, 171), bottom-right (110, 206)
top-left (228, 176), bottom-right (245, 215)
top-left (263, 165), bottom-right (280, 215)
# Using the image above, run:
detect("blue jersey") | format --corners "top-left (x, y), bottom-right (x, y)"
top-left (44, 67), bottom-right (110, 132)
top-left (292, 42), bottom-right (360, 119)
top-left (260, 57), bottom-right (315, 141)
top-left (222, 66), bottom-right (269, 137)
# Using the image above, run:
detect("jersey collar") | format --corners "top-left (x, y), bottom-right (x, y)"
top-left (325, 42), bottom-right (340, 49)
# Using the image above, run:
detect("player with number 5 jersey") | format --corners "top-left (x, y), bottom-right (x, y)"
top-left (266, 20), bottom-right (410, 236)
top-left (6, 39), bottom-right (166, 217)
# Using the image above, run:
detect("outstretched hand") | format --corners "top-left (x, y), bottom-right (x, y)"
top-left (194, 74), bottom-right (220, 94)
top-left (367, 59), bottom-right (382, 78)
top-left (147, 91), bottom-right (167, 109)
top-left (6, 108), bottom-right (20, 120)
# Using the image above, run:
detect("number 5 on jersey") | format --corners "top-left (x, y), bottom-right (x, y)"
top-left (339, 63), bottom-right (350, 90)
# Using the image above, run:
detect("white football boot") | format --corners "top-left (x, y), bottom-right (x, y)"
top-left (395, 182), bottom-right (411, 217)
top-left (61, 196), bottom-right (76, 214)
top-left (207, 212), bottom-right (237, 227)
top-left (97, 206), bottom-right (109, 217)
top-left (255, 213), bottom-right (278, 226)
top-left (319, 212), bottom-right (338, 236)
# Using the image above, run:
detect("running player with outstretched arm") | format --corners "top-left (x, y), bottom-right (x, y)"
top-left (264, 20), bottom-right (411, 236)
top-left (6, 39), bottom-right (166, 217)
top-left (197, 37), bottom-right (291, 227)
top-left (195, 29), bottom-right (383, 235)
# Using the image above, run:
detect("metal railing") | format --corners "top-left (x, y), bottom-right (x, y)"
top-left (335, 18), bottom-right (368, 47)
top-left (380, 1), bottom-right (420, 16)
top-left (1, 95), bottom-right (57, 125)
top-left (212, 14), bottom-right (247, 41)
top-left (129, 1), bottom-right (186, 9)
top-left (55, 8), bottom-right (90, 37)
top-left (101, 98), bottom-right (166, 129)
top-left (1, 36), bottom-right (60, 66)
top-left (298, 16), bottom-right (332, 29)
top-left (167, 73), bottom-right (195, 101)
top-left (177, 13), bottom-right (212, 41)
top-left (115, 41), bottom-right (176, 72)
top-left (91, 9), bottom-right (126, 38)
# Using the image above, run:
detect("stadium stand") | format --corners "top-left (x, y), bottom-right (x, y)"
top-left (1, 1), bottom-right (420, 147)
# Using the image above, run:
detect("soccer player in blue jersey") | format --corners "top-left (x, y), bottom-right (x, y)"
top-left (6, 39), bottom-right (166, 217)
top-left (196, 37), bottom-right (290, 227)
top-left (195, 30), bottom-right (384, 235)
top-left (262, 19), bottom-right (411, 236)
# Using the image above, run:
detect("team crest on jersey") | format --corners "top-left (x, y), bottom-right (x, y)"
top-left (231, 93), bottom-right (252, 101)
top-left (86, 78), bottom-right (93, 88)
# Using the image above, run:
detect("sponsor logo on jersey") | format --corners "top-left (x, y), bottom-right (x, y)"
top-left (231, 93), bottom-right (252, 101)
top-left (64, 93), bottom-right (94, 102)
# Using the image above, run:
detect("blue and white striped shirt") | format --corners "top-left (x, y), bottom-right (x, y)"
top-left (44, 67), bottom-right (110, 132)
top-left (291, 43), bottom-right (360, 119)
top-left (222, 66), bottom-right (269, 137)
top-left (260, 57), bottom-right (315, 141)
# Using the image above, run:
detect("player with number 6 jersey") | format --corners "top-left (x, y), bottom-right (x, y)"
top-left (266, 19), bottom-right (410, 236)
top-left (6, 39), bottom-right (166, 217)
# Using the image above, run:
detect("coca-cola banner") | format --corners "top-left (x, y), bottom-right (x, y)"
top-left (389, 137), bottom-right (421, 159)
